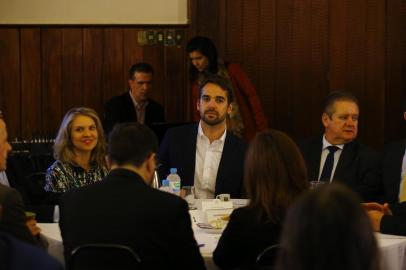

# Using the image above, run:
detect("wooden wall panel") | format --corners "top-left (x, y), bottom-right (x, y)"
top-left (0, 29), bottom-right (21, 139)
top-left (102, 28), bottom-right (124, 102)
top-left (189, 0), bottom-right (397, 148)
top-left (143, 43), bottom-right (164, 106)
top-left (164, 44), bottom-right (187, 121)
top-left (0, 0), bottom-right (404, 147)
top-left (1, 25), bottom-right (189, 140)
top-left (274, 0), bottom-right (294, 134)
top-left (258, 0), bottom-right (276, 124)
top-left (83, 28), bottom-right (104, 115)
top-left (41, 29), bottom-right (63, 134)
top-left (21, 28), bottom-right (42, 137)
top-left (329, 0), bottom-right (347, 91)
top-left (309, 0), bottom-right (329, 136)
top-left (385, 0), bottom-right (406, 141)
top-left (364, 0), bottom-right (385, 147)
top-left (62, 29), bottom-right (83, 111)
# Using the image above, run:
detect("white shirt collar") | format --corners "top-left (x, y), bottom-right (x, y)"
top-left (198, 121), bottom-right (227, 143)
top-left (322, 135), bottom-right (344, 150)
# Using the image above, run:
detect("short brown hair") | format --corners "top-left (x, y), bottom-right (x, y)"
top-left (323, 91), bottom-right (359, 118)
top-left (198, 75), bottom-right (234, 104)
top-left (244, 129), bottom-right (308, 222)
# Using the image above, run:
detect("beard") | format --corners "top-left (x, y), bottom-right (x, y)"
top-left (201, 109), bottom-right (227, 126)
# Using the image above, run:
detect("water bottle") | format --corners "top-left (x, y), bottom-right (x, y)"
top-left (159, 179), bottom-right (171, 193)
top-left (167, 168), bottom-right (181, 196)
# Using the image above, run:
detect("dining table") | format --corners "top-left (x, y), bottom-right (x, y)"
top-left (38, 199), bottom-right (406, 270)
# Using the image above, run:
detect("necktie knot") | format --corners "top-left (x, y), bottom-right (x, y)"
top-left (327, 145), bottom-right (339, 153)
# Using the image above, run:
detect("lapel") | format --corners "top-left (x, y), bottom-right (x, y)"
top-left (333, 141), bottom-right (356, 182)
top-left (308, 137), bottom-right (323, 181)
top-left (123, 92), bottom-right (138, 121)
top-left (215, 131), bottom-right (233, 193)
top-left (183, 125), bottom-right (198, 186)
top-left (390, 140), bottom-right (406, 194)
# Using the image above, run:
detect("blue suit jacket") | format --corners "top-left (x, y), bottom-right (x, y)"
top-left (0, 233), bottom-right (63, 270)
top-left (158, 124), bottom-right (247, 198)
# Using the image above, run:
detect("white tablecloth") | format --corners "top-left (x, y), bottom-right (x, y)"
top-left (38, 199), bottom-right (406, 270)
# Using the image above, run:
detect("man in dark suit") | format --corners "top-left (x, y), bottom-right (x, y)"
top-left (381, 99), bottom-right (406, 203)
top-left (298, 91), bottom-right (381, 201)
top-left (365, 98), bottom-right (406, 235)
top-left (158, 75), bottom-right (246, 199)
top-left (103, 62), bottom-right (165, 134)
top-left (59, 123), bottom-right (205, 269)
top-left (0, 231), bottom-right (63, 270)
top-left (0, 117), bottom-right (42, 246)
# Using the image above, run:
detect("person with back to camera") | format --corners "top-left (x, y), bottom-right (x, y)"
top-left (213, 129), bottom-right (309, 269)
top-left (276, 183), bottom-right (380, 270)
top-left (44, 107), bottom-right (107, 193)
top-left (187, 36), bottom-right (268, 141)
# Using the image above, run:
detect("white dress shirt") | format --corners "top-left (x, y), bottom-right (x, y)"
top-left (318, 135), bottom-right (344, 182)
top-left (194, 121), bottom-right (226, 199)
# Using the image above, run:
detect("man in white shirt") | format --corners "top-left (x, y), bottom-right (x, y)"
top-left (298, 91), bottom-right (381, 201)
top-left (158, 75), bottom-right (247, 198)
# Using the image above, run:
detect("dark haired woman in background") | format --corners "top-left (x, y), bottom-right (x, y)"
top-left (213, 129), bottom-right (309, 269)
top-left (276, 183), bottom-right (380, 270)
top-left (186, 36), bottom-right (268, 141)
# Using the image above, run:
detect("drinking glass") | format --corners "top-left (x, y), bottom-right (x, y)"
top-left (181, 186), bottom-right (196, 208)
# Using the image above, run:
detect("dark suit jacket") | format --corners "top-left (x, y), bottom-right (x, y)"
top-left (158, 124), bottom-right (247, 198)
top-left (382, 140), bottom-right (406, 203)
top-left (380, 201), bottom-right (406, 236)
top-left (0, 232), bottom-right (63, 270)
top-left (0, 184), bottom-right (36, 245)
top-left (103, 92), bottom-right (165, 134)
top-left (59, 169), bottom-right (205, 269)
top-left (5, 156), bottom-right (59, 222)
top-left (298, 136), bottom-right (381, 201)
top-left (213, 207), bottom-right (282, 269)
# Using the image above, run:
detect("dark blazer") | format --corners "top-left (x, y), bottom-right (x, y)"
top-left (382, 140), bottom-right (406, 203)
top-left (213, 207), bottom-right (282, 269)
top-left (380, 201), bottom-right (406, 236)
top-left (298, 136), bottom-right (381, 201)
top-left (158, 124), bottom-right (247, 198)
top-left (0, 232), bottom-right (63, 270)
top-left (59, 169), bottom-right (205, 269)
top-left (0, 184), bottom-right (36, 246)
top-left (5, 156), bottom-right (58, 222)
top-left (103, 91), bottom-right (165, 134)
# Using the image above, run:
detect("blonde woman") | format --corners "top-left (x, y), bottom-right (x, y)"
top-left (44, 107), bottom-right (107, 193)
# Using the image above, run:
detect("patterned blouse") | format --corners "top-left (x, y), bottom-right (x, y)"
top-left (44, 160), bottom-right (108, 192)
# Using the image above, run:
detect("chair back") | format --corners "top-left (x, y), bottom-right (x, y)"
top-left (69, 243), bottom-right (141, 270)
top-left (255, 244), bottom-right (280, 270)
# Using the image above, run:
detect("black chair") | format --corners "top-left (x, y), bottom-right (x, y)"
top-left (69, 243), bottom-right (141, 270)
top-left (255, 244), bottom-right (280, 270)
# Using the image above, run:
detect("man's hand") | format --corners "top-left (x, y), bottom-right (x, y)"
top-left (26, 219), bottom-right (41, 236)
top-left (367, 210), bottom-right (384, 232)
top-left (363, 202), bottom-right (392, 215)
